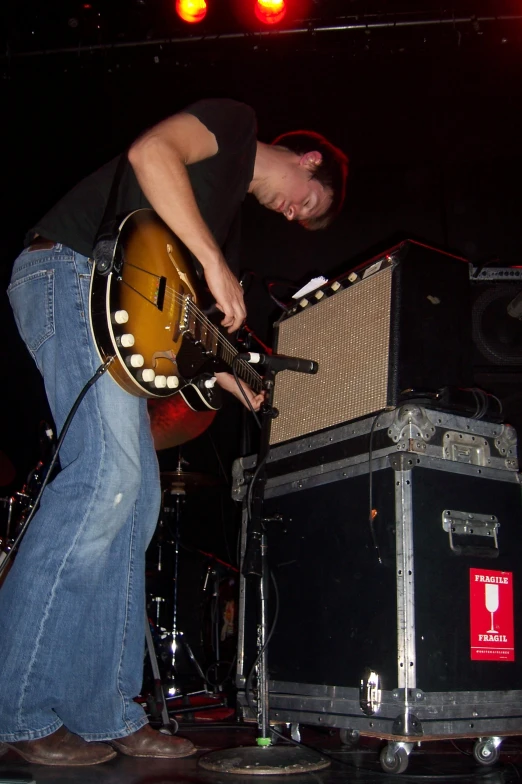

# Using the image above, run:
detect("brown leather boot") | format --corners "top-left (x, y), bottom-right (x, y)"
top-left (5, 726), bottom-right (117, 766)
top-left (108, 724), bottom-right (196, 758)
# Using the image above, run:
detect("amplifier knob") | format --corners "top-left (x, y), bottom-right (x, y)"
top-left (127, 354), bottom-right (144, 368)
top-left (167, 376), bottom-right (180, 389)
top-left (153, 375), bottom-right (167, 388)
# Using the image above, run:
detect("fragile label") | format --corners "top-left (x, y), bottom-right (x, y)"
top-left (470, 569), bottom-right (514, 661)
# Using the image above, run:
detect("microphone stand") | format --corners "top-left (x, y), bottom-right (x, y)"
top-left (199, 370), bottom-right (329, 775)
top-left (238, 327), bottom-right (255, 459)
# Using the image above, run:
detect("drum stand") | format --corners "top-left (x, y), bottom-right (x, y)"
top-left (144, 614), bottom-right (172, 732)
top-left (146, 457), bottom-right (228, 726)
top-left (162, 478), bottom-right (208, 691)
top-left (199, 370), bottom-right (329, 775)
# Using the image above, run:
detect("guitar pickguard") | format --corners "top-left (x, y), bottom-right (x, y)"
top-left (176, 334), bottom-right (218, 379)
top-left (167, 244), bottom-right (197, 299)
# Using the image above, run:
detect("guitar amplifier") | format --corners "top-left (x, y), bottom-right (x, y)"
top-left (269, 240), bottom-right (474, 445)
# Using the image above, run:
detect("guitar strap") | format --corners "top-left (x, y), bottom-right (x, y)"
top-left (93, 151), bottom-right (129, 275)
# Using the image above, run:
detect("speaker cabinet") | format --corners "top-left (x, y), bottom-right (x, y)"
top-left (469, 267), bottom-right (522, 443)
top-left (270, 240), bottom-right (473, 445)
top-left (470, 267), bottom-right (522, 372)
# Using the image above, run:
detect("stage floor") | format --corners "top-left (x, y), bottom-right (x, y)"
top-left (1, 722), bottom-right (521, 784)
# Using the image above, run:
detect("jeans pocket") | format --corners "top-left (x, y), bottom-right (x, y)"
top-left (7, 269), bottom-right (55, 357)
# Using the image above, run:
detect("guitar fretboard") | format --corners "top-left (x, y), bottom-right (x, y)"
top-left (189, 300), bottom-right (263, 394)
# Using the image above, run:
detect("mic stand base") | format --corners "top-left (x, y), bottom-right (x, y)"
top-left (198, 743), bottom-right (330, 775)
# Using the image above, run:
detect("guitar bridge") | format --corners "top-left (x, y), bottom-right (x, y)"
top-left (179, 295), bottom-right (196, 336)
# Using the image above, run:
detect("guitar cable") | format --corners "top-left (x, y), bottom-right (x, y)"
top-left (0, 358), bottom-right (115, 579)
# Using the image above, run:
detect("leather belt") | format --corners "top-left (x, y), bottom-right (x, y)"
top-left (27, 236), bottom-right (56, 251)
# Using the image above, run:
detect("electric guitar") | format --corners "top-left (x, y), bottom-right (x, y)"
top-left (89, 208), bottom-right (262, 410)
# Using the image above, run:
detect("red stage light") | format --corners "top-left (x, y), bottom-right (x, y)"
top-left (255, 0), bottom-right (287, 25)
top-left (175, 0), bottom-right (207, 24)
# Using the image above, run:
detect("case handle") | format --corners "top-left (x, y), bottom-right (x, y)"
top-left (442, 510), bottom-right (499, 558)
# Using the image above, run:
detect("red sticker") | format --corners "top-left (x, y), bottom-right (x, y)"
top-left (470, 569), bottom-right (514, 661)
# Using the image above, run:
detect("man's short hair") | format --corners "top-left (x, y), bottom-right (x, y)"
top-left (272, 130), bottom-right (348, 229)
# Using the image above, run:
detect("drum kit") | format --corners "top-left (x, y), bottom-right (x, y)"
top-left (145, 456), bottom-right (239, 701)
top-left (0, 421), bottom-right (57, 584)
top-left (0, 452), bottom-right (44, 586)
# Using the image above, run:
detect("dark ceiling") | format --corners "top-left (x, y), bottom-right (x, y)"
top-left (3, 0), bottom-right (522, 62)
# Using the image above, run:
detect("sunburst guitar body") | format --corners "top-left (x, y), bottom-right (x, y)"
top-left (89, 209), bottom-right (261, 412)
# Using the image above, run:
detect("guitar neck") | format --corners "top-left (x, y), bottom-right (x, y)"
top-left (189, 300), bottom-right (263, 394)
top-left (216, 340), bottom-right (263, 394)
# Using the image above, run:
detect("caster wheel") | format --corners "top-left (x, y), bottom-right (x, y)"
top-left (380, 745), bottom-right (409, 774)
top-left (473, 739), bottom-right (500, 766)
top-left (339, 728), bottom-right (360, 748)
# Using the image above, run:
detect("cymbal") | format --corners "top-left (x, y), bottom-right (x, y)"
top-left (161, 470), bottom-right (222, 493)
top-left (148, 396), bottom-right (216, 451)
top-left (0, 450), bottom-right (15, 487)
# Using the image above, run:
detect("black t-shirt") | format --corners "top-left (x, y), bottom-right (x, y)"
top-left (28, 99), bottom-right (257, 276)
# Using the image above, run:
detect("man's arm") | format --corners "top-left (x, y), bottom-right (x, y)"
top-left (127, 111), bottom-right (246, 333)
top-left (215, 372), bottom-right (265, 411)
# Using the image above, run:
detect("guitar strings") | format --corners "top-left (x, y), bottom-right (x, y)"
top-left (149, 280), bottom-right (263, 392)
top-left (119, 265), bottom-right (262, 390)
top-left (186, 300), bottom-right (263, 392)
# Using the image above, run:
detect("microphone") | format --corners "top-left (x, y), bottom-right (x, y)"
top-left (238, 352), bottom-right (319, 374)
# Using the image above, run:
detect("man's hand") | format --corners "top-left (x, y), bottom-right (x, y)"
top-left (215, 372), bottom-right (265, 411)
top-left (203, 260), bottom-right (246, 334)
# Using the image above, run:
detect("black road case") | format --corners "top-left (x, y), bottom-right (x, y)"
top-left (233, 405), bottom-right (522, 774)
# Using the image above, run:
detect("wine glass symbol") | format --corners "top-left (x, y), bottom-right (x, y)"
top-left (485, 584), bottom-right (499, 634)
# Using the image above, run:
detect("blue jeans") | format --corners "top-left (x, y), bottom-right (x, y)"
top-left (0, 244), bottom-right (161, 741)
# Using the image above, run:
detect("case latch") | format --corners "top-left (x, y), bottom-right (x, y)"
top-left (442, 431), bottom-right (491, 466)
top-left (442, 510), bottom-right (499, 558)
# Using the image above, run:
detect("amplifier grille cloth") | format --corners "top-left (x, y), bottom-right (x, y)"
top-left (270, 266), bottom-right (393, 444)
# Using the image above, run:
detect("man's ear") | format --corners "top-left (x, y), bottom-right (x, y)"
top-left (300, 151), bottom-right (323, 171)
